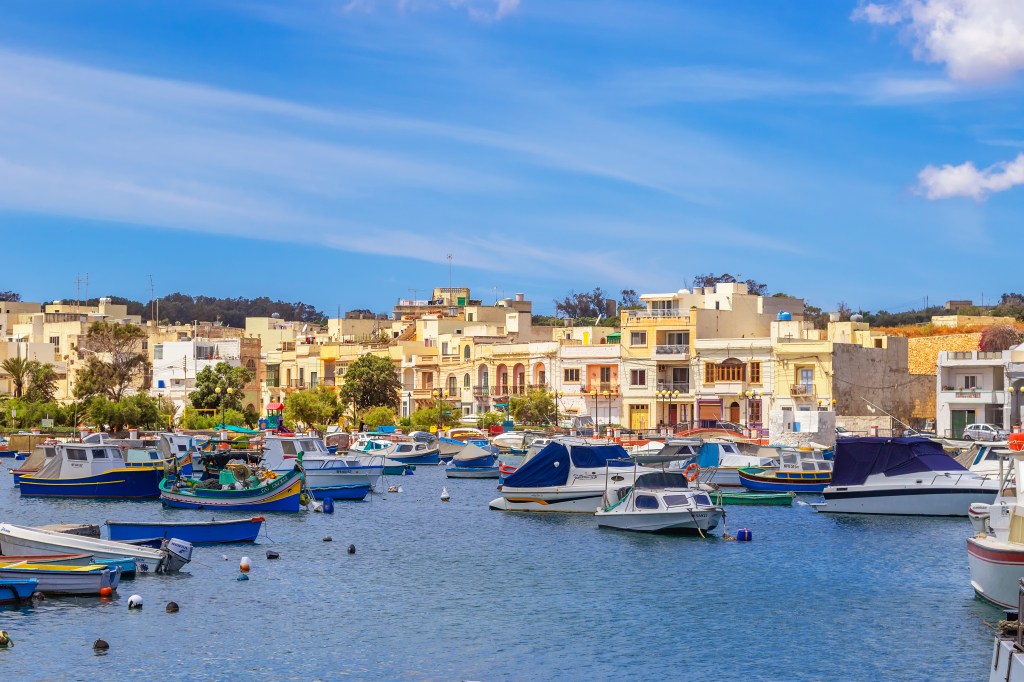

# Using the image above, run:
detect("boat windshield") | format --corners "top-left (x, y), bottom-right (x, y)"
top-left (635, 495), bottom-right (660, 509)
top-left (662, 494), bottom-right (692, 507)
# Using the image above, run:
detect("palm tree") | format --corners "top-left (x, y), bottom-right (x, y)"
top-left (1, 357), bottom-right (33, 398)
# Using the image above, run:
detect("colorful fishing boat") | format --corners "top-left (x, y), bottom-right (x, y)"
top-left (0, 578), bottom-right (38, 605)
top-left (706, 490), bottom-right (795, 506)
top-left (19, 442), bottom-right (163, 499)
top-left (106, 516), bottom-right (265, 544)
top-left (737, 449), bottom-right (833, 493)
top-left (0, 562), bottom-right (120, 596)
top-left (159, 466), bottom-right (303, 512)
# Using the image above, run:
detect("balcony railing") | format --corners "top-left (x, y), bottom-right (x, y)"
top-left (656, 382), bottom-right (690, 393)
top-left (582, 383), bottom-right (620, 395)
top-left (791, 384), bottom-right (812, 396)
top-left (624, 308), bottom-right (688, 320)
top-left (654, 345), bottom-right (689, 357)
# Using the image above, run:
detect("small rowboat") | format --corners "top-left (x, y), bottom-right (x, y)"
top-left (106, 516), bottom-right (266, 545)
top-left (0, 562), bottom-right (121, 595)
top-left (0, 578), bottom-right (38, 605)
top-left (0, 553), bottom-right (93, 566)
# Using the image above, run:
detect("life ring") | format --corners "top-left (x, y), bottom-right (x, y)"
top-left (684, 463), bottom-right (700, 482)
top-left (1009, 433), bottom-right (1024, 451)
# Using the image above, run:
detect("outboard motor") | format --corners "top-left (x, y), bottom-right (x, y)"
top-left (161, 538), bottom-right (194, 573)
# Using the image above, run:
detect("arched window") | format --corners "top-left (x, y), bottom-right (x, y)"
top-left (246, 359), bottom-right (256, 371)
top-left (463, 373), bottom-right (471, 388)
top-left (447, 375), bottom-right (458, 394)
top-left (464, 345), bottom-right (471, 360)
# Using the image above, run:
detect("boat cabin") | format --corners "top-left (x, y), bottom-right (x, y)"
top-left (263, 436), bottom-right (329, 460)
top-left (31, 443), bottom-right (126, 480)
top-left (393, 441), bottom-right (433, 456)
top-left (772, 450), bottom-right (833, 481)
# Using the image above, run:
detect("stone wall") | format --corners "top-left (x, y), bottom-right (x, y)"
top-left (835, 415), bottom-right (895, 436)
top-left (832, 338), bottom-right (933, 422)
top-left (768, 409), bottom-right (836, 447)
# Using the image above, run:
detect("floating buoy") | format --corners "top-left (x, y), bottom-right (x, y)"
top-left (387, 485), bottom-right (399, 493)
top-left (323, 535), bottom-right (332, 542)
top-left (31, 591), bottom-right (44, 602)
top-left (440, 487), bottom-right (450, 502)
top-left (266, 550), bottom-right (280, 560)
top-left (239, 556), bottom-right (250, 573)
top-left (300, 492), bottom-right (311, 506)
top-left (222, 554), bottom-right (229, 561)
top-left (165, 601), bottom-right (179, 613)
top-left (127, 594), bottom-right (143, 609)
top-left (236, 574), bottom-right (249, 581)
top-left (737, 528), bottom-right (753, 542)
top-left (323, 496), bottom-right (335, 514)
top-left (0, 631), bottom-right (10, 648)
top-left (99, 586), bottom-right (113, 598)
top-left (93, 638), bottom-right (109, 652)
top-left (347, 544), bottom-right (356, 555)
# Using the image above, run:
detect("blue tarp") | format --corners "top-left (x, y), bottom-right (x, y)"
top-left (214, 424), bottom-right (260, 435)
top-left (569, 444), bottom-right (634, 468)
top-left (695, 443), bottom-right (724, 468)
top-left (832, 437), bottom-right (966, 487)
top-left (502, 442), bottom-right (570, 488)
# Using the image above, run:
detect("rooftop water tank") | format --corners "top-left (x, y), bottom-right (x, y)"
top-left (776, 311), bottom-right (792, 321)
top-left (851, 313), bottom-right (864, 322)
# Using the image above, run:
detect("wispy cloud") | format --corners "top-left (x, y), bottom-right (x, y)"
top-left (338, 0), bottom-right (520, 22)
top-left (853, 0), bottom-right (1024, 83)
top-left (917, 153), bottom-right (1024, 200)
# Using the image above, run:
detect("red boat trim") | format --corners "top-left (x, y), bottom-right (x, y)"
top-left (966, 538), bottom-right (1024, 564)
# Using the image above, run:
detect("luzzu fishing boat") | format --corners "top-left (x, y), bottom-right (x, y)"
top-left (19, 442), bottom-right (163, 499)
top-left (160, 465), bottom-right (303, 512)
top-left (737, 449), bottom-right (833, 493)
top-left (0, 578), bottom-right (38, 605)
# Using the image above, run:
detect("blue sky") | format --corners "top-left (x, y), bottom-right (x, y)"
top-left (2, 0), bottom-right (1023, 316)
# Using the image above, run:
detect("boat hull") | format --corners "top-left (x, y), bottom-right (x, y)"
top-left (388, 451), bottom-right (440, 465)
top-left (596, 509), bottom-right (724, 533)
top-left (489, 487), bottom-right (605, 513)
top-left (738, 468), bottom-right (830, 493)
top-left (446, 466), bottom-right (500, 479)
top-left (818, 487), bottom-right (996, 516)
top-left (0, 522), bottom-right (173, 573)
top-left (107, 517), bottom-right (265, 545)
top-left (0, 578), bottom-right (38, 605)
top-left (967, 536), bottom-right (1024, 608)
top-left (709, 491), bottom-right (795, 506)
top-left (279, 465), bottom-right (380, 492)
top-left (160, 471), bottom-right (302, 512)
top-left (0, 564), bottom-right (120, 595)
top-left (19, 466), bottom-right (163, 499)
top-left (307, 484), bottom-right (370, 501)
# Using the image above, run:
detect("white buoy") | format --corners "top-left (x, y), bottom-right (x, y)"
top-left (441, 486), bottom-right (450, 502)
top-left (239, 556), bottom-right (250, 573)
top-left (128, 594), bottom-right (143, 609)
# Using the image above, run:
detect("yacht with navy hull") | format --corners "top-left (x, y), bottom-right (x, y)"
top-left (815, 437), bottom-right (999, 516)
top-left (489, 438), bottom-right (657, 512)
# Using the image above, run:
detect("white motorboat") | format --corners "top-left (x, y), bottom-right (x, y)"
top-left (966, 448), bottom-right (1024, 608)
top-left (965, 442), bottom-right (1011, 481)
top-left (0, 561), bottom-right (121, 595)
top-left (0, 522), bottom-right (192, 573)
top-left (262, 435), bottom-right (382, 490)
top-left (595, 469), bottom-right (724, 533)
top-left (987, 579), bottom-right (1024, 681)
top-left (667, 440), bottom-right (778, 488)
top-left (491, 431), bottom-right (543, 454)
top-left (489, 438), bottom-right (659, 512)
top-left (629, 439), bottom-right (702, 465)
top-left (815, 437), bottom-right (999, 516)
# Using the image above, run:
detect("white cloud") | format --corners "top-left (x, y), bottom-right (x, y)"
top-left (917, 153), bottom-right (1024, 199)
top-left (343, 0), bottom-right (520, 21)
top-left (853, 0), bottom-right (1024, 82)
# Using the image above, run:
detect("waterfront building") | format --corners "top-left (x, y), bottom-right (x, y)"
top-left (935, 345), bottom-right (1024, 438)
top-left (150, 335), bottom-right (261, 418)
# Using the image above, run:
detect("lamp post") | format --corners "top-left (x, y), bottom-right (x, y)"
top-left (215, 385), bottom-right (235, 432)
top-left (432, 388), bottom-right (447, 433)
top-left (602, 390), bottom-right (611, 438)
top-left (671, 391), bottom-right (680, 431)
top-left (1009, 386), bottom-right (1019, 432)
top-left (590, 389), bottom-right (600, 436)
top-left (553, 390), bottom-right (562, 433)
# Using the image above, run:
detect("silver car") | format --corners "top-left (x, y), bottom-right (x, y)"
top-left (962, 423), bottom-right (1010, 441)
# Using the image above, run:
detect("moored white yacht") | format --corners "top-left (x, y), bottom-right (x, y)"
top-left (816, 437), bottom-right (999, 516)
top-left (966, 448), bottom-right (1024, 608)
top-left (595, 469), bottom-right (724, 533)
top-left (489, 438), bottom-right (658, 512)
top-left (262, 434), bottom-right (382, 491)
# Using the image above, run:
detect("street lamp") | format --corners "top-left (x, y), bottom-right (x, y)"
top-left (1009, 386), bottom-right (1020, 432)
top-left (590, 389), bottom-right (600, 435)
top-left (602, 390), bottom-right (611, 439)
top-left (553, 390), bottom-right (563, 433)
top-left (214, 385), bottom-right (235, 433)
top-left (671, 390), bottom-right (680, 431)
top-left (432, 388), bottom-right (448, 433)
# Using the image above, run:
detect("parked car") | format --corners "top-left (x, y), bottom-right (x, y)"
top-left (835, 426), bottom-right (856, 439)
top-left (902, 428), bottom-right (936, 438)
top-left (962, 423), bottom-right (1010, 441)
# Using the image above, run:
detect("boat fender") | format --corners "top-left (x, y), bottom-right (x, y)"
top-left (100, 587), bottom-right (113, 598)
top-left (736, 528), bottom-right (753, 542)
top-left (300, 492), bottom-right (311, 506)
top-left (347, 544), bottom-right (356, 554)
top-left (0, 631), bottom-right (10, 648)
top-left (127, 594), bottom-right (143, 609)
top-left (93, 639), bottom-right (109, 652)
top-left (239, 557), bottom-right (250, 573)
top-left (166, 601), bottom-right (179, 613)
top-left (322, 497), bottom-right (335, 514)
top-left (684, 463), bottom-right (700, 482)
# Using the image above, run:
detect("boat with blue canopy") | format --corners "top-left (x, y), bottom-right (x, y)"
top-left (446, 443), bottom-right (500, 479)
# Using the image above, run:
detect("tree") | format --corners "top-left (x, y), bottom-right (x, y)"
top-left (510, 388), bottom-right (555, 425)
top-left (836, 301), bottom-right (852, 321)
top-left (25, 362), bottom-right (58, 403)
top-left (619, 289), bottom-right (642, 310)
top-left (362, 406), bottom-right (397, 430)
top-left (181, 406), bottom-right (245, 430)
top-left (553, 287), bottom-right (608, 319)
top-left (476, 411), bottom-right (504, 429)
top-left (74, 322), bottom-right (151, 400)
top-left (692, 273), bottom-right (768, 296)
top-left (86, 393), bottom-right (164, 432)
top-left (1, 357), bottom-right (33, 397)
top-left (980, 324), bottom-right (1023, 352)
top-left (338, 354), bottom-right (401, 411)
top-left (992, 293), bottom-right (1024, 321)
top-left (0, 291), bottom-right (20, 302)
top-left (284, 387), bottom-right (340, 428)
top-left (189, 362), bottom-right (253, 411)
top-left (410, 405), bottom-right (458, 431)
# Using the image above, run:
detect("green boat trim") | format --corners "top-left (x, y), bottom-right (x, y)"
top-left (382, 465), bottom-right (416, 476)
top-left (708, 490), bottom-right (795, 506)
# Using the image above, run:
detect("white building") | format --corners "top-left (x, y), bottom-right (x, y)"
top-left (152, 338), bottom-right (242, 417)
top-left (935, 346), bottom-right (1024, 438)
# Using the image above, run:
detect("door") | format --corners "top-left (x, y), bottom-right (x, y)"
top-left (951, 409), bottom-right (974, 439)
top-left (630, 406), bottom-right (649, 431)
top-left (668, 404), bottom-right (678, 425)
top-left (729, 402), bottom-right (740, 423)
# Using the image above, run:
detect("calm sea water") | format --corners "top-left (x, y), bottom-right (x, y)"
top-left (0, 464), bottom-right (1000, 681)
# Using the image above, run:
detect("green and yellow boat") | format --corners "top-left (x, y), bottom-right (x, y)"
top-left (707, 490), bottom-right (795, 506)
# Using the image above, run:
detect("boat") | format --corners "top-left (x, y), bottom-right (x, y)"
top-left (0, 553), bottom-right (94, 566)
top-left (387, 439), bottom-right (441, 465)
top-left (705, 489), bottom-right (795, 506)
top-left (0, 522), bottom-right (192, 573)
top-left (815, 437), bottom-right (999, 516)
top-left (106, 516), bottom-right (265, 545)
top-left (986, 579), bottom-right (1024, 680)
top-left (489, 438), bottom-right (658, 512)
top-left (629, 438), bottom-right (702, 465)
top-left (9, 442), bottom-right (58, 485)
top-left (446, 443), bottom-right (500, 479)
top-left (737, 449), bottom-right (833, 493)
top-left (261, 434), bottom-right (378, 499)
top-left (0, 562), bottom-right (120, 596)
top-left (0, 578), bottom-right (38, 605)
top-left (348, 435), bottom-right (419, 474)
top-left (670, 441), bottom-right (779, 488)
top-left (492, 431), bottom-right (543, 454)
top-left (595, 469), bottom-right (725, 533)
top-left (19, 442), bottom-right (163, 499)
top-left (966, 448), bottom-right (1024, 608)
top-left (160, 465), bottom-right (304, 512)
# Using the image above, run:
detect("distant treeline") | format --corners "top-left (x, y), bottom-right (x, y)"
top-left (47, 294), bottom-right (327, 328)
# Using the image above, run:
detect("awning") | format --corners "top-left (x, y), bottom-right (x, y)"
top-left (215, 424), bottom-right (260, 435)
top-left (266, 402), bottom-right (284, 411)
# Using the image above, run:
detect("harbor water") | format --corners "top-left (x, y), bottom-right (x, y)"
top-left (0, 466), bottom-right (998, 680)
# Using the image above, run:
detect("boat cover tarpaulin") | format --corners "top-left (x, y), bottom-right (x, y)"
top-left (635, 472), bottom-right (689, 489)
top-left (831, 437), bottom-right (966, 487)
top-left (502, 442), bottom-right (570, 488)
top-left (568, 445), bottom-right (634, 468)
top-left (453, 443), bottom-right (497, 464)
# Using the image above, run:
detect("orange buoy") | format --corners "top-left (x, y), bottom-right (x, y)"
top-left (99, 587), bottom-right (113, 598)
top-left (239, 556), bottom-right (250, 573)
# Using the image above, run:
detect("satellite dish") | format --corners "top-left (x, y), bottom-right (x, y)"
top-left (271, 312), bottom-right (280, 319)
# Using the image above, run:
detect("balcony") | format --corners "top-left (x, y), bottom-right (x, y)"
top-left (654, 345), bottom-right (689, 358)
top-left (940, 389), bottom-right (1005, 404)
top-left (472, 385), bottom-right (491, 398)
top-left (791, 384), bottom-right (812, 396)
top-left (582, 382), bottom-right (620, 395)
top-left (656, 382), bottom-right (690, 393)
top-left (624, 308), bottom-right (689, 321)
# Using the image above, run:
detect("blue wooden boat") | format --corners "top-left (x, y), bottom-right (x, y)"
top-left (106, 516), bottom-right (265, 544)
top-left (159, 467), bottom-right (303, 512)
top-left (446, 443), bottom-right (500, 479)
top-left (19, 443), bottom-right (163, 499)
top-left (737, 450), bottom-right (833, 493)
top-left (0, 578), bottom-right (38, 605)
top-left (305, 483), bottom-right (370, 501)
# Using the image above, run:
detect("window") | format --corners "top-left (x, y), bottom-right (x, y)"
top-left (630, 331), bottom-right (647, 346)
top-left (281, 441), bottom-right (297, 455)
top-left (750, 362), bottom-right (761, 384)
top-left (154, 344), bottom-right (163, 361)
top-left (717, 363), bottom-right (745, 382)
top-left (310, 371), bottom-right (318, 388)
top-left (599, 367), bottom-right (612, 382)
top-left (963, 375), bottom-right (979, 389)
top-left (246, 359), bottom-right (256, 372)
top-left (67, 449), bottom-right (87, 461)
top-left (635, 495), bottom-right (660, 510)
top-left (91, 449), bottom-right (108, 459)
top-left (704, 362), bottom-right (716, 384)
top-left (448, 376), bottom-right (458, 393)
top-left (142, 339), bottom-right (148, 352)
top-left (665, 331), bottom-right (688, 346)
top-left (630, 369), bottom-right (647, 386)
top-left (749, 400), bottom-right (762, 423)
top-left (564, 368), bottom-right (581, 383)
top-left (463, 373), bottom-right (470, 388)
top-left (464, 346), bottom-right (471, 359)
top-left (49, 335), bottom-right (60, 353)
top-left (299, 368), bottom-right (305, 386)
top-left (799, 368), bottom-right (813, 389)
